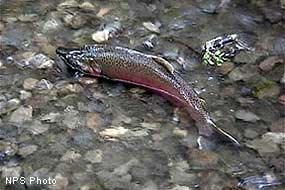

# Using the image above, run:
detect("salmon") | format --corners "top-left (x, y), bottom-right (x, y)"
top-left (56, 44), bottom-right (240, 146)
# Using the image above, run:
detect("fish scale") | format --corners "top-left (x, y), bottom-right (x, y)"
top-left (56, 44), bottom-right (240, 146)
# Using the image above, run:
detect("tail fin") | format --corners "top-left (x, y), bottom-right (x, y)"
top-left (207, 119), bottom-right (241, 146)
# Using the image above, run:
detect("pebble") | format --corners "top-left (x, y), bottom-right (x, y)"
top-left (49, 173), bottom-right (69, 190)
top-left (18, 53), bottom-right (54, 69)
top-left (86, 113), bottom-right (103, 132)
top-left (23, 78), bottom-right (39, 90)
top-left (262, 132), bottom-right (285, 145)
top-left (246, 136), bottom-right (280, 155)
top-left (18, 145), bottom-right (38, 157)
top-left (40, 112), bottom-right (61, 123)
top-left (170, 185), bottom-right (191, 190)
top-left (140, 122), bottom-right (161, 131)
top-left (278, 94), bottom-right (285, 105)
top-left (244, 128), bottom-right (259, 139)
top-left (99, 126), bottom-right (129, 138)
top-left (253, 81), bottom-right (280, 99)
top-left (172, 128), bottom-right (188, 138)
top-left (57, 0), bottom-right (78, 10)
top-left (0, 98), bottom-right (21, 115)
top-left (35, 79), bottom-right (54, 90)
top-left (19, 90), bottom-right (32, 100)
top-left (270, 118), bottom-right (285, 132)
top-left (25, 120), bottom-right (49, 135)
top-left (96, 7), bottom-right (112, 18)
top-left (9, 105), bottom-right (33, 124)
top-left (84, 149), bottom-right (103, 163)
top-left (1, 166), bottom-right (22, 178)
top-left (235, 109), bottom-right (260, 123)
top-left (228, 66), bottom-right (257, 81)
top-left (63, 13), bottom-right (86, 29)
top-left (42, 17), bottom-right (62, 33)
top-left (18, 14), bottom-right (38, 22)
top-left (0, 60), bottom-right (3, 68)
top-left (0, 141), bottom-right (18, 157)
top-left (258, 56), bottom-right (283, 72)
top-left (188, 149), bottom-right (219, 168)
top-left (56, 83), bottom-right (84, 96)
top-left (92, 30), bottom-right (109, 43)
top-left (61, 150), bottom-right (81, 161)
top-left (216, 62), bottom-right (235, 75)
top-left (62, 109), bottom-right (82, 129)
top-left (143, 22), bottom-right (160, 33)
top-left (79, 2), bottom-right (95, 10)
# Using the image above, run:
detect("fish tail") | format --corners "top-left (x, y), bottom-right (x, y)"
top-left (206, 119), bottom-right (241, 146)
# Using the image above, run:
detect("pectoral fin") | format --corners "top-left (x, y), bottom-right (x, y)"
top-left (150, 55), bottom-right (175, 74)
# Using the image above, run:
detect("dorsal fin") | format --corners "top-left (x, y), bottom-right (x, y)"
top-left (149, 55), bottom-right (175, 74)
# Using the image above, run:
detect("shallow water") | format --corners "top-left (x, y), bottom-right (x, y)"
top-left (0, 0), bottom-right (284, 190)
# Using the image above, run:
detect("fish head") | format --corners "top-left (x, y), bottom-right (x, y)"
top-left (56, 47), bottom-right (99, 76)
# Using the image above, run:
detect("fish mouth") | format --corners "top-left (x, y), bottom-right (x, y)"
top-left (56, 47), bottom-right (86, 76)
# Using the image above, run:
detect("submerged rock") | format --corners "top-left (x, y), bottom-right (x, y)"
top-left (9, 105), bottom-right (33, 124)
top-left (84, 149), bottom-right (103, 164)
top-left (61, 150), bottom-right (81, 161)
top-left (18, 144), bottom-right (38, 158)
top-left (18, 53), bottom-right (54, 69)
top-left (0, 98), bottom-right (21, 115)
top-left (235, 109), bottom-right (260, 123)
top-left (1, 166), bottom-right (22, 178)
top-left (253, 80), bottom-right (280, 99)
top-left (23, 78), bottom-right (39, 90)
top-left (143, 22), bottom-right (160, 33)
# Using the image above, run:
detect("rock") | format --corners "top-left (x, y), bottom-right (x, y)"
top-left (140, 122), bottom-right (161, 131)
top-left (173, 128), bottom-right (188, 138)
top-left (18, 145), bottom-right (38, 157)
top-left (228, 66), bottom-right (257, 81)
top-left (281, 0), bottom-right (285, 9)
top-left (9, 105), bottom-right (33, 124)
top-left (19, 90), bottom-right (32, 100)
top-left (253, 80), bottom-right (280, 98)
top-left (62, 107), bottom-right (82, 129)
top-left (18, 53), bottom-right (54, 69)
top-left (23, 78), bottom-right (39, 90)
top-left (40, 112), bottom-right (61, 123)
top-left (246, 136), bottom-right (280, 155)
top-left (0, 141), bottom-right (18, 157)
top-left (42, 17), bottom-right (62, 33)
top-left (1, 166), bottom-right (22, 178)
top-left (170, 185), bottom-right (191, 190)
top-left (280, 72), bottom-right (285, 84)
top-left (96, 7), bottom-right (112, 18)
top-left (235, 110), bottom-right (260, 123)
top-left (57, 0), bottom-right (78, 10)
top-left (278, 94), bottom-right (285, 105)
top-left (244, 128), bottom-right (259, 139)
top-left (86, 113), bottom-right (103, 132)
top-left (99, 126), bottom-right (129, 138)
top-left (24, 120), bottom-right (49, 135)
top-left (0, 22), bottom-right (4, 31)
top-left (61, 150), bottom-right (81, 161)
top-left (262, 132), bottom-right (285, 145)
top-left (220, 86), bottom-right (235, 97)
top-left (63, 13), bottom-right (86, 29)
top-left (79, 2), bottom-right (95, 10)
top-left (49, 173), bottom-right (69, 190)
top-left (18, 14), bottom-right (38, 22)
top-left (216, 62), bottom-right (235, 75)
top-left (262, 5), bottom-right (283, 23)
top-left (56, 82), bottom-right (83, 96)
top-left (270, 118), bottom-right (285, 132)
top-left (258, 56), bottom-right (283, 72)
top-left (0, 98), bottom-right (21, 115)
top-left (91, 30), bottom-right (109, 43)
top-left (143, 22), bottom-right (160, 33)
top-left (84, 149), bottom-right (103, 163)
top-left (188, 149), bottom-right (219, 168)
top-left (35, 79), bottom-right (54, 90)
